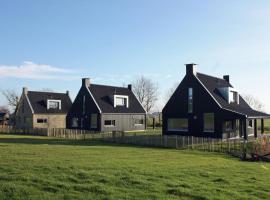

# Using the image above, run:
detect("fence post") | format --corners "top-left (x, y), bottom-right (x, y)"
top-left (242, 139), bottom-right (247, 160)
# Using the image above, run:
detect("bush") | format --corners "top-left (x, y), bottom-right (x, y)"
top-left (248, 136), bottom-right (270, 157)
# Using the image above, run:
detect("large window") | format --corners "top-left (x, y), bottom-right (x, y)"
top-left (37, 118), bottom-right (47, 123)
top-left (104, 120), bottom-right (116, 127)
top-left (47, 100), bottom-right (61, 110)
top-left (224, 121), bottom-right (233, 131)
top-left (167, 118), bottom-right (188, 131)
top-left (91, 114), bottom-right (98, 128)
top-left (188, 88), bottom-right (193, 113)
top-left (134, 118), bottom-right (144, 126)
top-left (71, 118), bottom-right (78, 128)
top-left (204, 113), bottom-right (214, 132)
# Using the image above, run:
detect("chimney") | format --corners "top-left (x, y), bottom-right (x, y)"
top-left (223, 75), bottom-right (230, 83)
top-left (82, 78), bottom-right (90, 88)
top-left (66, 90), bottom-right (70, 96)
top-left (128, 84), bottom-right (132, 91)
top-left (23, 87), bottom-right (28, 95)
top-left (186, 63), bottom-right (197, 75)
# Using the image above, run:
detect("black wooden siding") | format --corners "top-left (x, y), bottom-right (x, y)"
top-left (162, 73), bottom-right (243, 138)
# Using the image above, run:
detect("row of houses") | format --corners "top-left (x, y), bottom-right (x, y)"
top-left (14, 64), bottom-right (270, 139)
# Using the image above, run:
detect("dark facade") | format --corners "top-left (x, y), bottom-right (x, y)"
top-left (66, 78), bottom-right (147, 132)
top-left (163, 64), bottom-right (270, 139)
top-left (0, 112), bottom-right (9, 126)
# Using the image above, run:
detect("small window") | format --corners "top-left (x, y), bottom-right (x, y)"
top-left (188, 88), bottom-right (193, 113)
top-left (134, 118), bottom-right (144, 125)
top-left (37, 118), bottom-right (47, 123)
top-left (71, 118), bottom-right (78, 128)
top-left (204, 113), bottom-right (214, 132)
top-left (47, 100), bottom-right (61, 110)
top-left (168, 118), bottom-right (188, 131)
top-left (91, 114), bottom-right (98, 128)
top-left (104, 120), bottom-right (116, 127)
top-left (224, 121), bottom-right (233, 131)
top-left (248, 120), bottom-right (253, 128)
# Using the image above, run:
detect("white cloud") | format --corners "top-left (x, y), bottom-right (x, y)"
top-left (0, 61), bottom-right (80, 80)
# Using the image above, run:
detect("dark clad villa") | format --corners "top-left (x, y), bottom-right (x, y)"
top-left (67, 78), bottom-right (146, 132)
top-left (162, 64), bottom-right (270, 139)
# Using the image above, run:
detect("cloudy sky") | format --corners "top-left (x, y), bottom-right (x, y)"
top-left (0, 1), bottom-right (270, 112)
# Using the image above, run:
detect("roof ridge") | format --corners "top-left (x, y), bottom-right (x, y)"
top-left (90, 84), bottom-right (129, 90)
top-left (196, 72), bottom-right (226, 81)
top-left (28, 91), bottom-right (68, 95)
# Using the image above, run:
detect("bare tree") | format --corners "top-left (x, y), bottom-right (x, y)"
top-left (164, 82), bottom-right (179, 104)
top-left (132, 76), bottom-right (158, 113)
top-left (243, 94), bottom-right (265, 112)
top-left (1, 89), bottom-right (20, 112)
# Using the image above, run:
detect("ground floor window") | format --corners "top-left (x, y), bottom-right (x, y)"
top-left (71, 118), bottom-right (78, 128)
top-left (37, 118), bottom-right (47, 123)
top-left (167, 118), bottom-right (188, 131)
top-left (134, 118), bottom-right (144, 126)
top-left (104, 120), bottom-right (116, 127)
top-left (204, 113), bottom-right (214, 132)
top-left (224, 120), bottom-right (234, 131)
top-left (91, 114), bottom-right (98, 128)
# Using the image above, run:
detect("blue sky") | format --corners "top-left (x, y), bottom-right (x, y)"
top-left (0, 1), bottom-right (270, 112)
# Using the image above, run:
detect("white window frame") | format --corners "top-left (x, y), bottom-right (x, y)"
top-left (167, 118), bottom-right (189, 132)
top-left (47, 99), bottom-right (61, 110)
top-left (104, 120), bottom-right (116, 127)
top-left (113, 95), bottom-right (129, 108)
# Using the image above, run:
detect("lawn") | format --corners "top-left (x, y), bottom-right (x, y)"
top-left (0, 134), bottom-right (270, 200)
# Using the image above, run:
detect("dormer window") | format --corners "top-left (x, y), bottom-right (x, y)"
top-left (47, 100), bottom-right (61, 110)
top-left (218, 87), bottom-right (239, 104)
top-left (230, 91), bottom-right (238, 104)
top-left (114, 95), bottom-right (129, 108)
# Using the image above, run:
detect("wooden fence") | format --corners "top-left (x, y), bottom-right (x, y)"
top-left (103, 133), bottom-right (248, 158)
top-left (0, 126), bottom-right (267, 160)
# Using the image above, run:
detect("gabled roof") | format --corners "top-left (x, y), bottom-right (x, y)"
top-left (196, 73), bottom-right (270, 118)
top-left (88, 84), bottom-right (146, 114)
top-left (27, 91), bottom-right (72, 114)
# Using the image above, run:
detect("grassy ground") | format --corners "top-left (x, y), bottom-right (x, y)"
top-left (0, 134), bottom-right (270, 200)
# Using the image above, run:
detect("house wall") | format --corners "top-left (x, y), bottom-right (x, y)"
top-left (33, 114), bottom-right (67, 128)
top-left (15, 93), bottom-right (34, 129)
top-left (66, 86), bottom-right (101, 130)
top-left (162, 73), bottom-right (243, 138)
top-left (101, 114), bottom-right (146, 132)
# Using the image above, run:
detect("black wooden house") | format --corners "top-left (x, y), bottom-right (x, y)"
top-left (163, 64), bottom-right (270, 139)
top-left (67, 78), bottom-right (146, 132)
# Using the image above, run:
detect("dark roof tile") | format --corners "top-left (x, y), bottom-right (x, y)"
top-left (196, 73), bottom-right (270, 118)
top-left (27, 91), bottom-right (72, 114)
top-left (89, 84), bottom-right (146, 113)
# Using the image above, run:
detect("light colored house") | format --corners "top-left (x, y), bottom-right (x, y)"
top-left (15, 87), bottom-right (72, 129)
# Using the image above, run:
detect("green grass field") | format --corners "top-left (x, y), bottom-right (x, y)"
top-left (0, 134), bottom-right (270, 200)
